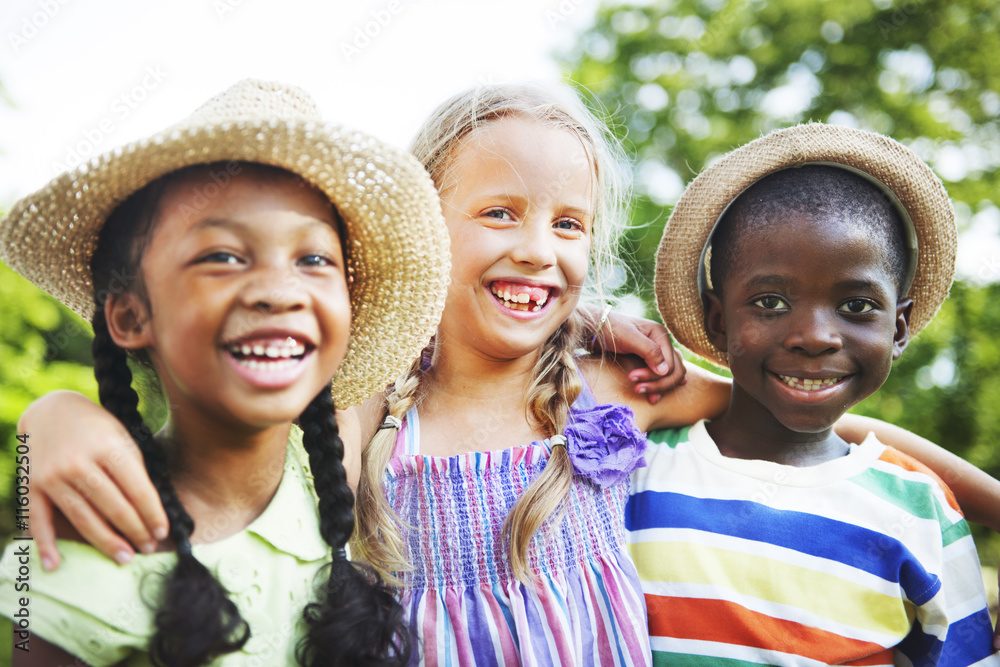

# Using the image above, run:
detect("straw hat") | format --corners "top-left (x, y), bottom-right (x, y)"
top-left (0, 79), bottom-right (450, 407)
top-left (655, 122), bottom-right (956, 368)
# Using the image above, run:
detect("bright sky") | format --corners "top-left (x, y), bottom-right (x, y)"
top-left (0, 0), bottom-right (597, 202)
top-left (1, 0), bottom-right (997, 282)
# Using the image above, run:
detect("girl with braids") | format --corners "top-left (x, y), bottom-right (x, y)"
top-left (0, 80), bottom-right (451, 665)
top-left (13, 83), bottom-right (1000, 666)
top-left (345, 83), bottom-right (730, 666)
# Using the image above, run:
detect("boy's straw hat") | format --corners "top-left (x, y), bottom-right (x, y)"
top-left (655, 122), bottom-right (956, 368)
top-left (0, 79), bottom-right (450, 407)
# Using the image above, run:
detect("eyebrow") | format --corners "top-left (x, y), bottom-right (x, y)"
top-left (193, 217), bottom-right (339, 237)
top-left (743, 274), bottom-right (788, 291)
top-left (832, 278), bottom-right (892, 298)
top-left (743, 274), bottom-right (892, 297)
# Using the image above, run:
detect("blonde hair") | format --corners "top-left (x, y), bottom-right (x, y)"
top-left (354, 83), bottom-right (631, 583)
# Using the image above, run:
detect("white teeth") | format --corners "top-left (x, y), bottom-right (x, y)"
top-left (517, 292), bottom-right (530, 303)
top-left (229, 339), bottom-right (308, 358)
top-left (532, 305), bottom-right (540, 311)
top-left (777, 374), bottom-right (843, 391)
top-left (536, 294), bottom-right (547, 306)
top-left (239, 358), bottom-right (298, 371)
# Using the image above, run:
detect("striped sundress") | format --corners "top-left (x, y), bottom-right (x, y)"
top-left (385, 381), bottom-right (652, 666)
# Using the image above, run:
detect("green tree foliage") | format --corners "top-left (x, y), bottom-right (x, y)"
top-left (564, 0), bottom-right (999, 291)
top-left (563, 0), bottom-right (1000, 559)
top-left (0, 259), bottom-right (99, 543)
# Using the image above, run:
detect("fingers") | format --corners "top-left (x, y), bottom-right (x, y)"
top-left (27, 493), bottom-right (60, 572)
top-left (638, 322), bottom-right (675, 376)
top-left (106, 444), bottom-right (169, 546)
top-left (631, 349), bottom-right (688, 403)
top-left (44, 446), bottom-right (168, 562)
top-left (53, 480), bottom-right (141, 564)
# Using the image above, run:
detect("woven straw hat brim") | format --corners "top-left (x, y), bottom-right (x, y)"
top-left (655, 123), bottom-right (956, 368)
top-left (0, 80), bottom-right (450, 408)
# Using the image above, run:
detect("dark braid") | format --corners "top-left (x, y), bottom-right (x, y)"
top-left (296, 384), bottom-right (411, 667)
top-left (90, 173), bottom-right (250, 666)
top-left (90, 309), bottom-right (249, 666)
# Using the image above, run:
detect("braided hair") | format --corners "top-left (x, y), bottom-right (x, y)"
top-left (90, 163), bottom-right (409, 665)
top-left (91, 182), bottom-right (250, 666)
top-left (296, 385), bottom-right (410, 666)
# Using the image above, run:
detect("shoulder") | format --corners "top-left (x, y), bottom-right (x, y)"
top-left (1, 540), bottom-right (156, 664)
top-left (578, 354), bottom-right (643, 408)
top-left (867, 441), bottom-right (963, 516)
top-left (579, 354), bottom-right (731, 432)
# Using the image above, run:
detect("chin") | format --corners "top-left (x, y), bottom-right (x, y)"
top-left (776, 412), bottom-right (845, 435)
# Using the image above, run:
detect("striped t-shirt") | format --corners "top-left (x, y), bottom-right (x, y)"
top-left (626, 421), bottom-right (997, 667)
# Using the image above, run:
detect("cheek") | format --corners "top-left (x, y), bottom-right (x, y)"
top-left (326, 283), bottom-right (352, 334)
top-left (563, 243), bottom-right (591, 287)
top-left (723, 316), bottom-right (763, 362)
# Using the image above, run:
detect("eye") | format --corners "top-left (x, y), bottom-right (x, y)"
top-left (554, 218), bottom-right (584, 232)
top-left (483, 209), bottom-right (513, 221)
top-left (198, 251), bottom-right (242, 265)
top-left (298, 254), bottom-right (337, 268)
top-left (838, 299), bottom-right (875, 314)
top-left (753, 295), bottom-right (789, 310)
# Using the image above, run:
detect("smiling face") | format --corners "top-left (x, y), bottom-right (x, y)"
top-left (112, 166), bottom-right (350, 433)
top-left (704, 212), bottom-right (912, 437)
top-left (435, 116), bottom-right (595, 361)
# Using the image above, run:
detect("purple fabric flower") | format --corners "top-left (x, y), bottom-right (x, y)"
top-left (563, 404), bottom-right (647, 487)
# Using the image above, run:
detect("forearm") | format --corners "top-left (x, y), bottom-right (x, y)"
top-left (836, 414), bottom-right (1000, 531)
top-left (642, 362), bottom-right (731, 430)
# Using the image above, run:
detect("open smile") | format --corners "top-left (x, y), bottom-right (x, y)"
top-left (489, 280), bottom-right (554, 313)
top-left (774, 373), bottom-right (848, 392)
top-left (221, 334), bottom-right (315, 387)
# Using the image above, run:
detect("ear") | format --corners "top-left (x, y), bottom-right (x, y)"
top-left (701, 289), bottom-right (728, 352)
top-left (892, 298), bottom-right (914, 360)
top-left (105, 292), bottom-right (153, 350)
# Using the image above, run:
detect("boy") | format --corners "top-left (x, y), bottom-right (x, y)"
top-left (627, 123), bottom-right (997, 665)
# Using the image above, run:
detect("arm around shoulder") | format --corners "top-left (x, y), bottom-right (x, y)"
top-left (17, 390), bottom-right (167, 568)
top-left (836, 413), bottom-right (1000, 532)
top-left (585, 356), bottom-right (731, 432)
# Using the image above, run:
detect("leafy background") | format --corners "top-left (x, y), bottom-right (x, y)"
top-left (559, 0), bottom-right (1000, 564)
top-left (1, 0), bottom-right (998, 626)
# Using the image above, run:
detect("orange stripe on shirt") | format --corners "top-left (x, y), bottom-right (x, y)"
top-left (647, 595), bottom-right (888, 664)
top-left (878, 446), bottom-right (961, 513)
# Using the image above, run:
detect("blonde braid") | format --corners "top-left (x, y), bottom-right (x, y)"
top-left (504, 313), bottom-right (584, 582)
top-left (353, 356), bottom-right (424, 584)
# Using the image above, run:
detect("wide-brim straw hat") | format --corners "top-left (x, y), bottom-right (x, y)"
top-left (655, 122), bottom-right (956, 368)
top-left (0, 79), bottom-right (450, 407)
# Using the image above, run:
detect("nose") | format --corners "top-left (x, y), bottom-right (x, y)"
top-left (509, 218), bottom-right (557, 269)
top-left (239, 264), bottom-right (307, 313)
top-left (784, 307), bottom-right (843, 355)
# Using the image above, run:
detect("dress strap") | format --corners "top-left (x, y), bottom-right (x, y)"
top-left (392, 407), bottom-right (421, 457)
top-left (572, 367), bottom-right (598, 411)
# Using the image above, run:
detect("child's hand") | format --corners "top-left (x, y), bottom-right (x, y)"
top-left (588, 308), bottom-right (686, 403)
top-left (18, 391), bottom-right (167, 570)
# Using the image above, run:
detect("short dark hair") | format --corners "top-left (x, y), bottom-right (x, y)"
top-left (709, 165), bottom-right (909, 296)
